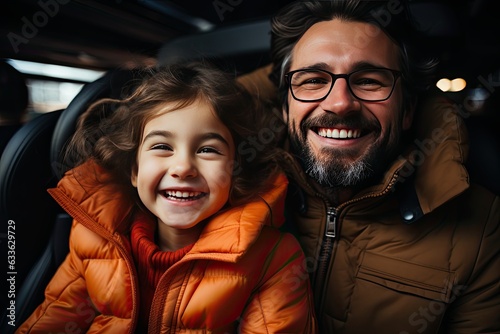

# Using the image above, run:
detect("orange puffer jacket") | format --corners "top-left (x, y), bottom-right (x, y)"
top-left (17, 161), bottom-right (317, 333)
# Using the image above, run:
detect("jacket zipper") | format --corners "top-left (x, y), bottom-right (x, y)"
top-left (314, 206), bottom-right (336, 311)
top-left (325, 207), bottom-right (337, 238)
top-left (314, 174), bottom-right (400, 315)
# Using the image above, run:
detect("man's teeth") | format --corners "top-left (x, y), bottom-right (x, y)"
top-left (165, 191), bottom-right (204, 200)
top-left (317, 128), bottom-right (361, 139)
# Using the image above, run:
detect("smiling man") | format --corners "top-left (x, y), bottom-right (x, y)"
top-left (286, 18), bottom-right (409, 201)
top-left (239, 0), bottom-right (500, 333)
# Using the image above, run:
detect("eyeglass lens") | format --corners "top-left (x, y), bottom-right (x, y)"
top-left (289, 69), bottom-right (396, 102)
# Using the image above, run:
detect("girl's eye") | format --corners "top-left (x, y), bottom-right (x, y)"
top-left (151, 143), bottom-right (172, 151)
top-left (198, 146), bottom-right (221, 154)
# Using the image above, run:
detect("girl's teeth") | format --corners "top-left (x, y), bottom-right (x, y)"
top-left (165, 191), bottom-right (203, 200)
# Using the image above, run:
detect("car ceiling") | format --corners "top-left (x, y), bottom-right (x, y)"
top-left (2, 0), bottom-right (499, 85)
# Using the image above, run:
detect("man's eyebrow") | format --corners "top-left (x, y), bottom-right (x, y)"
top-left (350, 61), bottom-right (392, 70)
top-left (299, 61), bottom-right (390, 72)
top-left (299, 62), bottom-right (331, 71)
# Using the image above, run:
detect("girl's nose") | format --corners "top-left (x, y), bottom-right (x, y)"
top-left (169, 155), bottom-right (197, 179)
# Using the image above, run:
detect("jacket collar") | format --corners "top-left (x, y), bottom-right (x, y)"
top-left (188, 173), bottom-right (287, 261)
top-left (50, 160), bottom-right (288, 259)
top-left (401, 95), bottom-right (469, 219)
top-left (49, 160), bottom-right (135, 235)
top-left (284, 94), bottom-right (469, 223)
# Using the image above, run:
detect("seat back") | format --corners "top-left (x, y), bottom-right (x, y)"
top-left (157, 19), bottom-right (271, 74)
top-left (0, 69), bottom-right (136, 333)
top-left (0, 109), bottom-right (63, 327)
top-left (51, 68), bottom-right (137, 178)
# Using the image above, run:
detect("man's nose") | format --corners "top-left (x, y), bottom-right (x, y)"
top-left (319, 78), bottom-right (359, 115)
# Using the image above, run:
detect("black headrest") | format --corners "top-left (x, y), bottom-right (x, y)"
top-left (50, 68), bottom-right (137, 179)
top-left (157, 20), bottom-right (271, 74)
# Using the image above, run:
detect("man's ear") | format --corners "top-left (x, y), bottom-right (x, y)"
top-left (282, 100), bottom-right (290, 124)
top-left (403, 100), bottom-right (416, 130)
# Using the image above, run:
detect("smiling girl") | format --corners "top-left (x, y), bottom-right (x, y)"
top-left (17, 62), bottom-right (316, 333)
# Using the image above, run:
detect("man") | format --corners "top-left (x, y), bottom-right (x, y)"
top-left (239, 0), bottom-right (500, 333)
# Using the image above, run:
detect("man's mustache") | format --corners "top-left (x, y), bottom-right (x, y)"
top-left (300, 113), bottom-right (380, 134)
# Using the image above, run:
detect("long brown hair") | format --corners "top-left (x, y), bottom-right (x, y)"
top-left (63, 61), bottom-right (285, 206)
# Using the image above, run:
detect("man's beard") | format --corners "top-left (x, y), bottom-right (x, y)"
top-left (288, 114), bottom-right (402, 188)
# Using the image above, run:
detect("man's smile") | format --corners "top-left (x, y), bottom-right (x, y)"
top-left (315, 127), bottom-right (361, 139)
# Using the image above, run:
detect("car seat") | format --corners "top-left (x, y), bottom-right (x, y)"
top-left (0, 68), bottom-right (136, 333)
top-left (157, 20), bottom-right (271, 74)
top-left (0, 109), bottom-right (64, 332)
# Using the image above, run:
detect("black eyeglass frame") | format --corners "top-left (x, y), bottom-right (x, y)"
top-left (285, 67), bottom-right (402, 103)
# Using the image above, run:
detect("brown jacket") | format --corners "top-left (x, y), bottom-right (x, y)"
top-left (282, 96), bottom-right (500, 333)
top-left (17, 161), bottom-right (317, 333)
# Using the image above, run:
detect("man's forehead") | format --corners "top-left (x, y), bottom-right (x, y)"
top-left (291, 19), bottom-right (399, 70)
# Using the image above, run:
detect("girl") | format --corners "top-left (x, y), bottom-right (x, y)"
top-left (17, 62), bottom-right (316, 333)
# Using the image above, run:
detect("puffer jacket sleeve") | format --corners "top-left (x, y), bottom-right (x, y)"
top-left (16, 221), bottom-right (96, 333)
top-left (239, 232), bottom-right (317, 334)
top-left (446, 192), bottom-right (500, 333)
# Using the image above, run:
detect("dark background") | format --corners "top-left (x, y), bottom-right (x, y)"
top-left (1, 0), bottom-right (499, 84)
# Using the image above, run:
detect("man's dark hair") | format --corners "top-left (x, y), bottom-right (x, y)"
top-left (270, 0), bottom-right (439, 111)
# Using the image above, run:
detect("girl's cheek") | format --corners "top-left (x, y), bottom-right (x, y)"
top-left (214, 160), bottom-right (234, 191)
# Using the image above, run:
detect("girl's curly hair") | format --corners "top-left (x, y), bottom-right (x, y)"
top-left (63, 61), bottom-right (286, 207)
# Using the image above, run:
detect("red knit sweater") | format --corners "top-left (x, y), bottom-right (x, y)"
top-left (130, 214), bottom-right (193, 331)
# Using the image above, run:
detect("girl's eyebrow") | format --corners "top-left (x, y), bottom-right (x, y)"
top-left (199, 132), bottom-right (230, 147)
top-left (142, 130), bottom-right (230, 146)
top-left (142, 130), bottom-right (172, 144)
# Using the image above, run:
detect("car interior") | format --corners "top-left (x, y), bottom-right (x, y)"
top-left (1, 0), bottom-right (499, 332)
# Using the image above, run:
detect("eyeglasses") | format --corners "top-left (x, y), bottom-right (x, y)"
top-left (285, 68), bottom-right (401, 102)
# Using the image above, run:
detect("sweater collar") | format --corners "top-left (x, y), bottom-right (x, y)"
top-left (131, 213), bottom-right (193, 287)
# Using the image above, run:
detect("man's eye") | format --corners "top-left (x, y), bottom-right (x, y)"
top-left (293, 77), bottom-right (328, 86)
top-left (303, 78), bottom-right (328, 85)
top-left (353, 78), bottom-right (381, 86)
top-left (151, 144), bottom-right (172, 150)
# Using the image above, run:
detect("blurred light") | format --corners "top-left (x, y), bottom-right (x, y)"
top-left (450, 78), bottom-right (466, 92)
top-left (464, 88), bottom-right (490, 115)
top-left (5, 59), bottom-right (106, 113)
top-left (6, 59), bottom-right (105, 83)
top-left (436, 77), bottom-right (467, 92)
top-left (436, 78), bottom-right (451, 92)
top-left (468, 87), bottom-right (490, 101)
